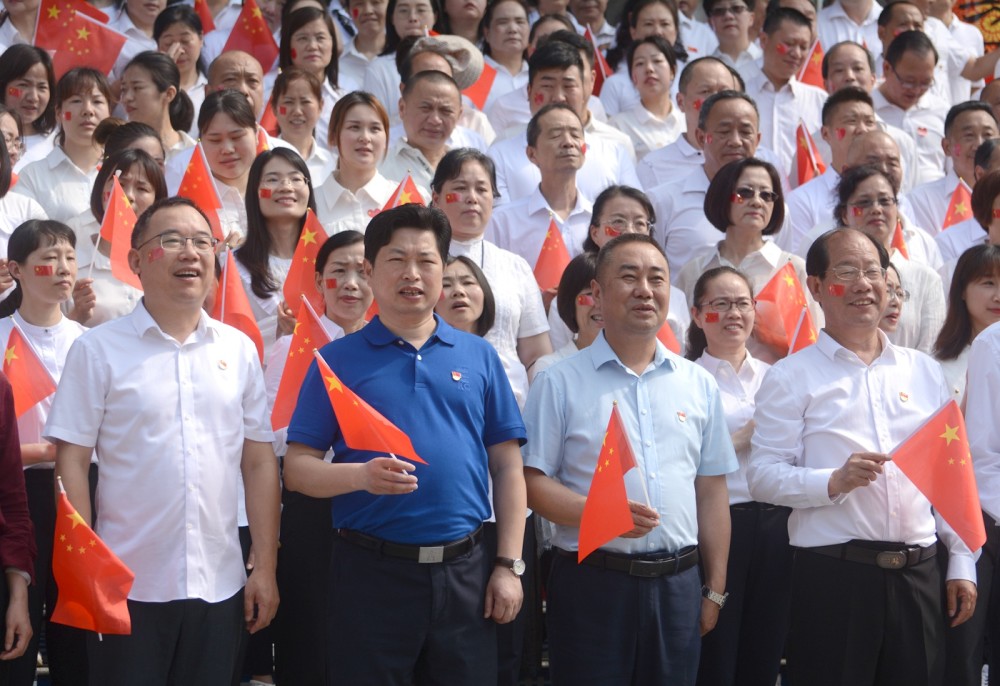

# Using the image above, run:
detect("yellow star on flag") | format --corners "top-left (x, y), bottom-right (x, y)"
top-left (325, 374), bottom-right (342, 393)
top-left (67, 510), bottom-right (87, 529)
top-left (76, 26), bottom-right (90, 40)
top-left (798, 136), bottom-right (808, 149)
top-left (3, 345), bottom-right (16, 365)
top-left (47, 6), bottom-right (60, 18)
top-left (940, 423), bottom-right (960, 446)
top-left (954, 202), bottom-right (968, 217)
top-left (783, 274), bottom-right (795, 288)
top-left (398, 190), bottom-right (412, 204)
top-left (301, 228), bottom-right (318, 245)
top-left (811, 52), bottom-right (821, 64)
top-left (252, 6), bottom-right (262, 16)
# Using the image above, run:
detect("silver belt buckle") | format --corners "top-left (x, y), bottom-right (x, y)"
top-left (418, 546), bottom-right (445, 563)
top-left (876, 551), bottom-right (907, 569)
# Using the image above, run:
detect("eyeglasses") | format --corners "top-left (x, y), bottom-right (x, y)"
top-left (708, 4), bottom-right (748, 17)
top-left (260, 173), bottom-right (309, 189)
top-left (603, 217), bottom-right (651, 233)
top-left (699, 297), bottom-right (756, 313)
top-left (137, 231), bottom-right (219, 253)
top-left (887, 288), bottom-right (910, 303)
top-left (886, 63), bottom-right (934, 93)
top-left (827, 266), bottom-right (886, 283)
top-left (1, 132), bottom-right (23, 156)
top-left (849, 196), bottom-right (897, 211)
top-left (732, 186), bottom-right (780, 204)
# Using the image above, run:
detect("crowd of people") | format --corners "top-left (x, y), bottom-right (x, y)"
top-left (0, 0), bottom-right (999, 683)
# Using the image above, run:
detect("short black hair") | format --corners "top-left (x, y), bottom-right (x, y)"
top-left (401, 70), bottom-right (461, 99)
top-left (821, 86), bottom-right (873, 126)
top-left (431, 148), bottom-right (500, 199)
top-left (585, 185), bottom-right (656, 252)
top-left (131, 197), bottom-right (212, 249)
top-left (805, 227), bottom-right (890, 278)
top-left (528, 40), bottom-right (584, 87)
top-left (877, 0), bottom-right (919, 27)
top-left (944, 101), bottom-right (997, 138)
top-left (526, 103), bottom-right (580, 147)
top-left (821, 41), bottom-right (875, 81)
top-left (761, 6), bottom-right (810, 35)
top-left (364, 204), bottom-right (451, 265)
top-left (316, 230), bottom-right (364, 275)
top-left (595, 233), bottom-right (667, 284)
top-left (556, 252), bottom-right (598, 333)
top-left (442, 255), bottom-right (496, 336)
top-left (543, 29), bottom-right (595, 69)
top-left (703, 158), bottom-right (784, 235)
top-left (884, 30), bottom-right (938, 69)
top-left (697, 90), bottom-right (758, 132)
top-left (626, 36), bottom-right (677, 81)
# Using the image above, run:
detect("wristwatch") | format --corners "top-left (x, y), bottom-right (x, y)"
top-left (701, 585), bottom-right (729, 608)
top-left (495, 556), bottom-right (526, 577)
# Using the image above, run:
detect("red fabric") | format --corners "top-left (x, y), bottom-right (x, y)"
top-left (41, 11), bottom-right (126, 78)
top-left (754, 263), bottom-right (817, 357)
top-left (532, 218), bottom-right (570, 291)
top-left (0, 373), bottom-right (36, 582)
top-left (99, 175), bottom-right (142, 291)
top-left (282, 209), bottom-right (325, 317)
top-left (381, 174), bottom-right (424, 211)
top-left (193, 0), bottom-right (215, 32)
top-left (2, 328), bottom-right (55, 419)
top-left (656, 322), bottom-right (681, 354)
top-left (584, 27), bottom-right (611, 96)
top-left (271, 299), bottom-right (331, 431)
top-left (797, 40), bottom-right (824, 88)
top-left (891, 221), bottom-right (910, 259)
top-left (578, 404), bottom-right (637, 562)
top-left (312, 351), bottom-right (426, 464)
top-left (211, 251), bottom-right (265, 363)
top-left (795, 122), bottom-right (826, 187)
top-left (943, 180), bottom-right (973, 229)
top-left (177, 145), bottom-right (225, 241)
top-left (462, 62), bottom-right (497, 111)
top-left (259, 104), bottom-right (279, 137)
top-left (222, 0), bottom-right (279, 72)
top-left (891, 400), bottom-right (987, 551)
top-left (51, 490), bottom-right (134, 634)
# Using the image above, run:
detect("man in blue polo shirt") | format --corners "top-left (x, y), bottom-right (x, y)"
top-left (283, 205), bottom-right (528, 685)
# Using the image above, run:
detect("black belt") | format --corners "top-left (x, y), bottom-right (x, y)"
top-left (557, 546), bottom-right (699, 578)
top-left (805, 541), bottom-right (936, 570)
top-left (336, 526), bottom-right (482, 563)
top-left (730, 501), bottom-right (788, 512)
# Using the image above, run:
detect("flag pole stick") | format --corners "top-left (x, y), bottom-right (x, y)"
top-left (87, 235), bottom-right (100, 282)
top-left (219, 249), bottom-right (229, 321)
top-left (788, 307), bottom-right (807, 357)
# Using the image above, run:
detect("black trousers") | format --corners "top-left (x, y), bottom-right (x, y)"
top-left (697, 503), bottom-right (793, 686)
top-left (483, 517), bottom-right (537, 686)
top-left (547, 551), bottom-right (702, 686)
top-left (88, 591), bottom-right (244, 686)
top-left (235, 525), bottom-right (274, 684)
top-left (9, 466), bottom-right (96, 686)
top-left (786, 544), bottom-right (944, 686)
top-left (327, 533), bottom-right (496, 686)
top-left (273, 489), bottom-right (332, 686)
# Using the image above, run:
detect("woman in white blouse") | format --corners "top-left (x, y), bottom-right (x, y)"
top-left (279, 7), bottom-right (344, 140)
top-left (269, 68), bottom-right (335, 183)
top-left (17, 68), bottom-right (111, 223)
top-left (316, 92), bottom-right (398, 233)
top-left (119, 51), bottom-right (196, 161)
top-left (686, 265), bottom-right (791, 686)
top-left (530, 251), bottom-right (601, 380)
top-left (236, 147), bottom-right (318, 359)
top-left (154, 4), bottom-right (208, 137)
top-left (198, 89), bottom-right (259, 245)
top-left (0, 46), bottom-right (56, 161)
top-left (431, 147), bottom-right (551, 408)
top-left (0, 134), bottom-right (46, 265)
top-left (479, 0), bottom-right (530, 113)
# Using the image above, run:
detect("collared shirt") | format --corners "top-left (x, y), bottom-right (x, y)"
top-left (363, 54), bottom-right (404, 123)
top-left (66, 214), bottom-right (142, 326)
top-left (747, 330), bottom-right (975, 582)
top-left (110, 8), bottom-right (158, 78)
top-left (966, 323), bottom-right (1000, 524)
top-left (44, 303), bottom-right (273, 603)
top-left (16, 147), bottom-right (99, 223)
top-left (165, 130), bottom-right (197, 165)
top-left (610, 104), bottom-right (684, 161)
top-left (315, 169), bottom-right (400, 234)
top-left (598, 70), bottom-right (641, 119)
top-left (0, 192), bottom-right (47, 255)
top-left (905, 169), bottom-right (962, 236)
top-left (947, 17), bottom-right (985, 105)
top-left (783, 167), bottom-right (840, 254)
top-left (887, 252), bottom-right (946, 354)
top-left (185, 73), bottom-right (209, 138)
top-left (487, 186), bottom-right (593, 268)
top-left (530, 341), bottom-right (580, 383)
top-left (637, 135), bottom-right (702, 190)
top-left (0, 15), bottom-right (30, 51)
top-left (278, 137), bottom-right (337, 184)
top-left (923, 16), bottom-right (973, 107)
top-left (523, 331), bottom-right (737, 554)
top-left (449, 238), bottom-right (549, 409)
top-left (488, 130), bottom-right (640, 206)
top-left (817, 1), bottom-right (881, 57)
top-left (287, 315), bottom-right (526, 544)
top-left (379, 136), bottom-right (446, 191)
top-left (235, 253), bottom-right (292, 362)
top-left (937, 346), bottom-right (970, 403)
top-left (696, 351), bottom-right (768, 504)
top-left (746, 71), bottom-right (827, 182)
top-left (568, 13), bottom-right (617, 53)
top-left (338, 36), bottom-right (375, 93)
top-left (482, 55), bottom-right (529, 114)
top-left (486, 90), bottom-right (608, 141)
top-left (713, 43), bottom-right (763, 82)
top-left (679, 13), bottom-right (719, 58)
top-left (935, 216), bottom-right (984, 263)
top-left (648, 166), bottom-right (719, 279)
top-left (872, 88), bottom-right (949, 187)
top-left (215, 180), bottom-right (247, 244)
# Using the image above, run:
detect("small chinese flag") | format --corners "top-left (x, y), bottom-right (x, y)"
top-left (271, 297), bottom-right (332, 430)
top-left (797, 39), bottom-right (824, 88)
top-left (43, 11), bottom-right (126, 79)
top-left (656, 321), bottom-right (681, 354)
top-left (943, 179), bottom-right (973, 229)
top-left (533, 218), bottom-right (571, 291)
top-left (462, 62), bottom-right (497, 111)
top-left (255, 127), bottom-right (269, 155)
top-left (211, 250), bottom-right (265, 363)
top-left (584, 27), bottom-right (612, 96)
top-left (260, 103), bottom-right (279, 137)
top-left (365, 300), bottom-right (379, 321)
top-left (892, 399), bottom-right (987, 552)
top-left (312, 350), bottom-right (426, 464)
top-left (51, 484), bottom-right (134, 635)
top-left (99, 175), bottom-right (142, 291)
top-left (891, 221), bottom-right (909, 259)
top-left (282, 209), bottom-right (325, 317)
top-left (223, 0), bottom-right (279, 73)
top-left (578, 404), bottom-right (638, 562)
top-left (34, 0), bottom-right (108, 47)
top-left (754, 262), bottom-right (817, 357)
top-left (382, 174), bottom-right (424, 211)
top-left (193, 0), bottom-right (215, 33)
top-left (177, 145), bottom-right (225, 241)
top-left (2, 328), bottom-right (56, 418)
top-left (795, 121), bottom-right (826, 187)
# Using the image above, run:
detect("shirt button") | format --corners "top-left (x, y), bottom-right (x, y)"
top-left (187, 524), bottom-right (193, 531)
top-left (645, 441), bottom-right (651, 447)
top-left (640, 410), bottom-right (647, 416)
top-left (417, 355), bottom-right (422, 361)
top-left (649, 473), bottom-right (656, 479)
top-left (397, 340), bottom-right (404, 346)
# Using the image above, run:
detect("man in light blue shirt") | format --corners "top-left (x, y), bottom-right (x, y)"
top-left (523, 233), bottom-right (737, 686)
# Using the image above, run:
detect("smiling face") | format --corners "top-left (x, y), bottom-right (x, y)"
top-left (275, 77), bottom-right (321, 142)
top-left (335, 103), bottom-right (388, 171)
top-left (4, 62), bottom-right (50, 134)
top-left (128, 204), bottom-right (216, 308)
top-left (573, 284), bottom-right (604, 342)
top-left (964, 270), bottom-right (1000, 335)
top-left (807, 230), bottom-right (887, 335)
top-left (0, 112), bottom-right (21, 166)
top-left (57, 84), bottom-right (110, 149)
top-left (760, 18), bottom-right (812, 83)
top-left (257, 156), bottom-right (310, 224)
top-left (435, 259), bottom-right (485, 333)
top-left (842, 174), bottom-right (898, 249)
top-left (692, 271), bottom-right (754, 352)
top-left (879, 265), bottom-right (903, 333)
top-left (10, 237), bottom-right (76, 307)
top-left (317, 241), bottom-right (372, 328)
top-left (432, 159), bottom-right (494, 240)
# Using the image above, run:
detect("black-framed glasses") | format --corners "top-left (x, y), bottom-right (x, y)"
top-left (827, 266), bottom-right (886, 283)
top-left (699, 297), bottom-right (756, 313)
top-left (733, 186), bottom-right (779, 203)
top-left (136, 231), bottom-right (218, 253)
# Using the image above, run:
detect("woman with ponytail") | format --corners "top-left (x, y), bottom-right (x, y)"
top-left (119, 51), bottom-right (195, 162)
top-left (0, 219), bottom-right (93, 685)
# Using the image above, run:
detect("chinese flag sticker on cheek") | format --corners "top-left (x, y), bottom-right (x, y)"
top-left (325, 278), bottom-right (337, 289)
top-left (852, 206), bottom-right (864, 217)
top-left (445, 193), bottom-right (459, 203)
top-left (259, 188), bottom-right (272, 199)
top-left (33, 265), bottom-right (54, 276)
top-left (604, 226), bottom-right (621, 237)
top-left (147, 247), bottom-right (165, 263)
top-left (7, 87), bottom-right (19, 98)
top-left (828, 284), bottom-right (846, 296)
top-left (64, 112), bottom-right (72, 120)
top-left (705, 312), bottom-right (719, 323)
top-left (279, 106), bottom-right (287, 115)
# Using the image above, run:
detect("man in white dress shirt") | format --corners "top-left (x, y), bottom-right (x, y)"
top-left (818, 0), bottom-right (881, 56)
top-left (748, 227), bottom-right (976, 686)
top-left (705, 0), bottom-right (762, 80)
top-left (46, 198), bottom-right (280, 685)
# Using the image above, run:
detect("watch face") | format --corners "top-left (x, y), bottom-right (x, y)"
top-left (512, 559), bottom-right (526, 576)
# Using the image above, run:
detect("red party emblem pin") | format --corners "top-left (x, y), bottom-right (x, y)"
top-left (33, 265), bottom-right (54, 276)
top-left (325, 278), bottom-right (338, 289)
top-left (451, 371), bottom-right (462, 381)
top-left (917, 126), bottom-right (928, 137)
top-left (676, 411), bottom-right (687, 423)
top-left (367, 208), bottom-right (379, 217)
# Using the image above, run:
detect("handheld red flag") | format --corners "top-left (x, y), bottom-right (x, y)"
top-left (312, 350), bottom-right (426, 464)
top-left (533, 218), bottom-right (571, 291)
top-left (223, 0), bottom-right (279, 72)
top-left (578, 404), bottom-right (639, 562)
top-left (462, 62), bottom-right (497, 111)
top-left (260, 103), bottom-right (279, 137)
top-left (43, 11), bottom-right (126, 78)
top-left (282, 209), bottom-right (325, 317)
top-left (177, 145), bottom-right (225, 241)
top-left (193, 0), bottom-right (216, 32)
top-left (943, 179), bottom-right (973, 229)
top-left (2, 327), bottom-right (56, 418)
top-left (656, 321), bottom-right (681, 354)
top-left (754, 262), bottom-right (817, 356)
top-left (50, 484), bottom-right (135, 635)
top-left (891, 221), bottom-right (909, 259)
top-left (255, 127), bottom-right (269, 155)
top-left (211, 250), bottom-right (265, 363)
top-left (382, 174), bottom-right (424, 211)
top-left (271, 297), bottom-right (332, 430)
top-left (99, 175), bottom-right (142, 291)
top-left (584, 27), bottom-right (612, 96)
top-left (795, 121), bottom-right (826, 187)
top-left (797, 40), bottom-right (824, 88)
top-left (891, 400), bottom-right (987, 551)
top-left (34, 0), bottom-right (108, 48)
